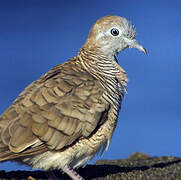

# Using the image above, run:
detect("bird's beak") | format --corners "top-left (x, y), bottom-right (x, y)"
top-left (130, 39), bottom-right (147, 54)
top-left (123, 37), bottom-right (147, 54)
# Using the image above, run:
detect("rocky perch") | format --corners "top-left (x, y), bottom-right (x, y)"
top-left (0, 153), bottom-right (181, 180)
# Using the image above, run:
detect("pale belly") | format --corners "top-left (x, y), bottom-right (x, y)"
top-left (22, 114), bottom-right (115, 170)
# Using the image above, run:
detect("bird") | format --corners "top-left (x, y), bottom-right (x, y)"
top-left (0, 15), bottom-right (146, 180)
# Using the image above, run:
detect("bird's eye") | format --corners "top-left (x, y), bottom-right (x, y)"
top-left (110, 28), bottom-right (119, 36)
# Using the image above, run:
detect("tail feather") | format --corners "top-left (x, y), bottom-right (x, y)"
top-left (0, 144), bottom-right (48, 162)
top-left (0, 114), bottom-right (48, 162)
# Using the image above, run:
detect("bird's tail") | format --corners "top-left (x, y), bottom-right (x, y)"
top-left (0, 114), bottom-right (48, 162)
top-left (0, 115), bottom-right (12, 161)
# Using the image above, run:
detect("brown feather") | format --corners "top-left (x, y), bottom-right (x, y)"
top-left (0, 59), bottom-right (108, 161)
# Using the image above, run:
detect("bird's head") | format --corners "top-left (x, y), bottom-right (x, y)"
top-left (83, 15), bottom-right (146, 57)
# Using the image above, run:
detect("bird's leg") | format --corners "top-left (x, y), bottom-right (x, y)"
top-left (62, 165), bottom-right (85, 180)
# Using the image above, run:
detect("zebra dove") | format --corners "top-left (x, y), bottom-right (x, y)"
top-left (0, 15), bottom-right (146, 180)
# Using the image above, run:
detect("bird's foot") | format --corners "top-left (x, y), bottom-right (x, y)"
top-left (27, 176), bottom-right (36, 180)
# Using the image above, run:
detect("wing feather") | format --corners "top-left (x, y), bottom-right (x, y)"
top-left (0, 60), bottom-right (109, 160)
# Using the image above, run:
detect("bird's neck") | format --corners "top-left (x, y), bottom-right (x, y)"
top-left (77, 47), bottom-right (118, 76)
top-left (77, 47), bottom-right (127, 108)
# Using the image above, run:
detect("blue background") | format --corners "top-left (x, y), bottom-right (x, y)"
top-left (0, 0), bottom-right (181, 171)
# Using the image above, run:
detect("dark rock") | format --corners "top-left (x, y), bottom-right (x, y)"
top-left (0, 153), bottom-right (181, 180)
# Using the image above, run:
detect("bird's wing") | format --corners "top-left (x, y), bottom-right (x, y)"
top-left (0, 59), bottom-right (109, 160)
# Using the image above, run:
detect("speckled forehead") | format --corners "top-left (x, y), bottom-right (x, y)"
top-left (94, 16), bottom-right (124, 30)
top-left (90, 16), bottom-right (136, 39)
top-left (88, 16), bottom-right (123, 38)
